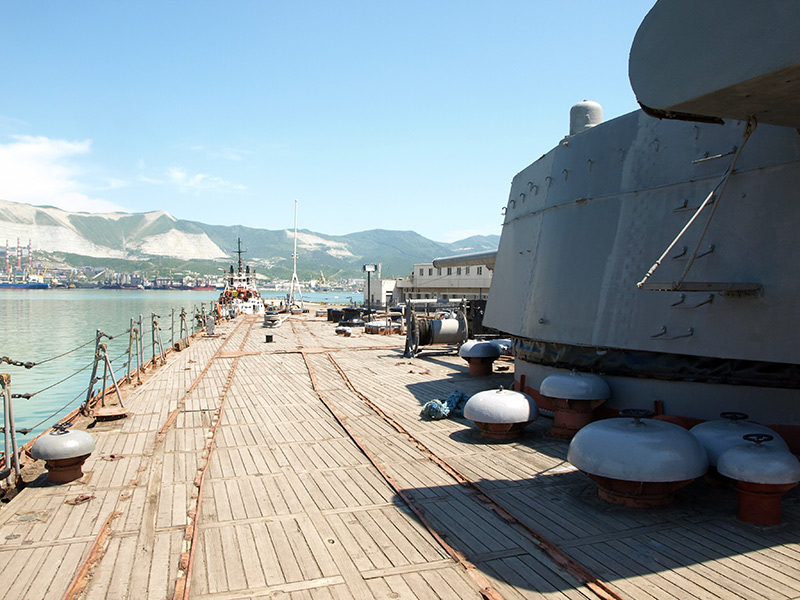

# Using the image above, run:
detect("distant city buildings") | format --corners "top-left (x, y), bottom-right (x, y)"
top-left (373, 261), bottom-right (493, 306)
top-left (4, 240), bottom-right (491, 299)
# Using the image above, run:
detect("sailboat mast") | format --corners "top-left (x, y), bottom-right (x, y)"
top-left (293, 200), bottom-right (298, 277)
top-left (288, 199), bottom-right (304, 310)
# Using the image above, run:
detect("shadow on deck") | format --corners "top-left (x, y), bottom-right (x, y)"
top-left (390, 426), bottom-right (800, 599)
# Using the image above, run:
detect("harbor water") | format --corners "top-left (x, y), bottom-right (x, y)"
top-left (0, 288), bottom-right (362, 438)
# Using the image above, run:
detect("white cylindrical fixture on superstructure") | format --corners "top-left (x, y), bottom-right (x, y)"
top-left (569, 100), bottom-right (603, 135)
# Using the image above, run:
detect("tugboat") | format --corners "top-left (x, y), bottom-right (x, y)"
top-left (217, 238), bottom-right (265, 316)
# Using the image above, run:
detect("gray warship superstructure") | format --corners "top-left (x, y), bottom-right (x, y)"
top-left (481, 0), bottom-right (800, 430)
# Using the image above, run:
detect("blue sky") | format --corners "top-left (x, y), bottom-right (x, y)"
top-left (0, 1), bottom-right (653, 243)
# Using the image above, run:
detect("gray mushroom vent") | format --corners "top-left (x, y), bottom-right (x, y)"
top-left (568, 409), bottom-right (707, 506)
top-left (30, 423), bottom-right (96, 483)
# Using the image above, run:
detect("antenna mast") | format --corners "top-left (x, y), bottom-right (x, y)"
top-left (288, 199), bottom-right (304, 310)
top-left (234, 238), bottom-right (245, 273)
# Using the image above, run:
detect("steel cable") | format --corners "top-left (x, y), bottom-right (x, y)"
top-left (0, 327), bottom-right (132, 369)
top-left (12, 357), bottom-right (96, 400)
top-left (16, 385), bottom-right (90, 434)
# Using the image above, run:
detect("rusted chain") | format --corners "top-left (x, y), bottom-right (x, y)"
top-left (0, 327), bottom-right (124, 371)
top-left (6, 332), bottom-right (132, 410)
top-left (3, 330), bottom-right (110, 369)
top-left (19, 386), bottom-right (89, 435)
top-left (0, 357), bottom-right (36, 369)
top-left (23, 358), bottom-right (95, 400)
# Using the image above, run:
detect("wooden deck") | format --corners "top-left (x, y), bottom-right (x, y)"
top-left (1, 311), bottom-right (800, 599)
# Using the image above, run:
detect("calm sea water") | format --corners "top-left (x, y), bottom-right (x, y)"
top-left (0, 288), bottom-right (362, 438)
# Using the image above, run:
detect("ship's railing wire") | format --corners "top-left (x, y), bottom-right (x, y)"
top-left (13, 357), bottom-right (96, 400)
top-left (15, 385), bottom-right (91, 436)
top-left (1, 335), bottom-right (99, 369)
top-left (0, 302), bottom-right (211, 442)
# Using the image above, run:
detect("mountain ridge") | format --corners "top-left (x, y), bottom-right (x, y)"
top-left (0, 199), bottom-right (498, 279)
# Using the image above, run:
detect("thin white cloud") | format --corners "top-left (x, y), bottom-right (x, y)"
top-left (167, 166), bottom-right (246, 193)
top-left (0, 135), bottom-right (125, 212)
top-left (190, 145), bottom-right (248, 161)
top-left (99, 177), bottom-right (127, 190)
top-left (0, 115), bottom-right (29, 131)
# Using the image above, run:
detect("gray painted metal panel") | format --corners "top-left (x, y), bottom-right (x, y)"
top-left (629, 0), bottom-right (800, 127)
top-left (432, 249), bottom-right (497, 269)
top-left (484, 110), bottom-right (800, 364)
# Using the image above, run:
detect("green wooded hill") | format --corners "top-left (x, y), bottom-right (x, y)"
top-left (0, 199), bottom-right (498, 280)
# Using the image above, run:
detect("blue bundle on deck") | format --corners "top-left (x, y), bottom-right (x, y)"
top-left (421, 391), bottom-right (469, 420)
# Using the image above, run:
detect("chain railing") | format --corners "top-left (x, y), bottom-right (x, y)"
top-left (0, 302), bottom-right (214, 448)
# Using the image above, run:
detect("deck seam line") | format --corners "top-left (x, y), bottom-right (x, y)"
top-left (0, 534), bottom-right (102, 551)
top-left (168, 500), bottom-right (420, 529)
top-left (301, 349), bottom-right (506, 600)
top-left (360, 558), bottom-right (464, 579)
top-left (557, 522), bottom-right (699, 549)
top-left (55, 324), bottom-right (238, 599)
top-left (325, 351), bottom-right (626, 600)
top-left (173, 316), bottom-right (256, 600)
top-left (190, 574), bottom-right (347, 600)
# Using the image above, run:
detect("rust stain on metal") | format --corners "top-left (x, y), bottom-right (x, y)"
top-left (216, 350), bottom-right (261, 359)
top-left (61, 510), bottom-right (122, 600)
top-left (64, 494), bottom-right (95, 506)
top-left (173, 318), bottom-right (257, 600)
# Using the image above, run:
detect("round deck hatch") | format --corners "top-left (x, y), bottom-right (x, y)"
top-left (717, 434), bottom-right (800, 526)
top-left (459, 340), bottom-right (501, 359)
top-left (31, 426), bottom-right (95, 461)
top-left (568, 410), bottom-right (707, 482)
top-left (459, 340), bottom-right (502, 376)
top-left (540, 371), bottom-right (610, 439)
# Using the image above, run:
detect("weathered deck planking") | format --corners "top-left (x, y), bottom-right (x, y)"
top-left (0, 313), bottom-right (798, 599)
